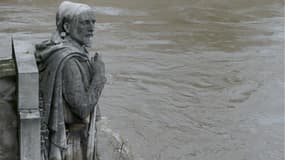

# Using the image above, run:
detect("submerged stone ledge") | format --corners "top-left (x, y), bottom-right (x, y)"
top-left (97, 117), bottom-right (136, 160)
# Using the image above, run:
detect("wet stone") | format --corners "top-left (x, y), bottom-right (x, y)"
top-left (0, 76), bottom-right (19, 160)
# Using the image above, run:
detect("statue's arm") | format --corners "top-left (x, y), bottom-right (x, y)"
top-left (62, 58), bottom-right (105, 119)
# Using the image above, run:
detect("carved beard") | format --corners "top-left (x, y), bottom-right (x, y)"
top-left (83, 36), bottom-right (93, 47)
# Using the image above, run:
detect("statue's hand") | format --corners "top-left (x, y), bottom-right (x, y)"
top-left (91, 52), bottom-right (106, 81)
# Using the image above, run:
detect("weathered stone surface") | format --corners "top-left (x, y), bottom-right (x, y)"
top-left (0, 59), bottom-right (16, 79)
top-left (14, 50), bottom-right (39, 110)
top-left (0, 39), bottom-right (40, 160)
top-left (0, 76), bottom-right (19, 160)
top-left (13, 47), bottom-right (41, 160)
top-left (97, 118), bottom-right (135, 160)
top-left (0, 76), bottom-right (16, 102)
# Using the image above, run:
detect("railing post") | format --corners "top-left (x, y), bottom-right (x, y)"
top-left (13, 40), bottom-right (41, 160)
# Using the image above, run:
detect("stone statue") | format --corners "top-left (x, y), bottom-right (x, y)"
top-left (34, 1), bottom-right (106, 160)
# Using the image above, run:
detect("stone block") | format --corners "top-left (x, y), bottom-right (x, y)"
top-left (13, 43), bottom-right (41, 160)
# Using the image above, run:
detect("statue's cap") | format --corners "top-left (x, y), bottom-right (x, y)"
top-left (56, 1), bottom-right (93, 32)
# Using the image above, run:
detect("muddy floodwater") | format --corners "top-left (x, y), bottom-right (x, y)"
top-left (0, 0), bottom-right (284, 160)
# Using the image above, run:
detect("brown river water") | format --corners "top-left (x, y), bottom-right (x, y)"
top-left (0, 0), bottom-right (284, 160)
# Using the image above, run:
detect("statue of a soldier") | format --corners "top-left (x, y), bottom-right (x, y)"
top-left (35, 1), bottom-right (106, 160)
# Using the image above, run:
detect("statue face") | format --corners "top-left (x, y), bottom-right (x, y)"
top-left (69, 10), bottom-right (96, 47)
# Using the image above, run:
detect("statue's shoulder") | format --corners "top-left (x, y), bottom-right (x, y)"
top-left (35, 40), bottom-right (77, 62)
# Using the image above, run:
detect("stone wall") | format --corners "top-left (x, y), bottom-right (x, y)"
top-left (0, 76), bottom-right (19, 160)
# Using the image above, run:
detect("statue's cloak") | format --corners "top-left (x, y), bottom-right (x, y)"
top-left (35, 40), bottom-right (89, 150)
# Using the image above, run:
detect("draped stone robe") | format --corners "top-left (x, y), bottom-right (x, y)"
top-left (35, 38), bottom-right (104, 160)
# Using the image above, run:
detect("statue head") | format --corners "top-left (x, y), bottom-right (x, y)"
top-left (56, 1), bottom-right (96, 47)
